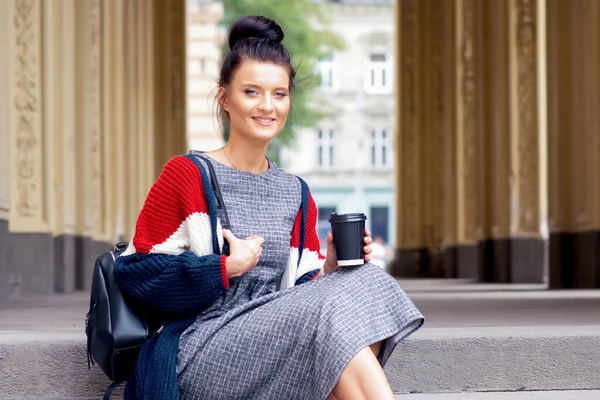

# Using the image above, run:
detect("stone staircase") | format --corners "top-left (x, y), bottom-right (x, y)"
top-left (1, 280), bottom-right (600, 398)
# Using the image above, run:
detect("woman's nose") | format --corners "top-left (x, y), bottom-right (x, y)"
top-left (257, 97), bottom-right (273, 112)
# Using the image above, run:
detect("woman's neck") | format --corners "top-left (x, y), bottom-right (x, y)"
top-left (223, 136), bottom-right (269, 173)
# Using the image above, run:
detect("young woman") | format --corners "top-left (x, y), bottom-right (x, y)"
top-left (115, 15), bottom-right (424, 400)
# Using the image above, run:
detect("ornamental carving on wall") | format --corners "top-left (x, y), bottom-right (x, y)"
top-left (13, 0), bottom-right (40, 219)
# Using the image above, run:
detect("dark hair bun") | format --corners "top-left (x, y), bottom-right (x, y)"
top-left (228, 15), bottom-right (284, 50)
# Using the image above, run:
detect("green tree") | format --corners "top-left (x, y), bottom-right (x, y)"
top-left (220, 0), bottom-right (344, 156)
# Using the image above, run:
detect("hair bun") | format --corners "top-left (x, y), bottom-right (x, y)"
top-left (228, 15), bottom-right (284, 50)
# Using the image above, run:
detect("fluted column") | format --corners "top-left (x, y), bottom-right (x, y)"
top-left (453, 0), bottom-right (482, 279)
top-left (389, 0), bottom-right (426, 276)
top-left (478, 0), bottom-right (546, 283)
top-left (7, 0), bottom-right (55, 295)
top-left (390, 0), bottom-right (457, 277)
top-left (154, 0), bottom-right (188, 178)
top-left (548, 0), bottom-right (600, 288)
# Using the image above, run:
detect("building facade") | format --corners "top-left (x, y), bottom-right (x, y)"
top-left (186, 0), bottom-right (225, 152)
top-left (281, 0), bottom-right (396, 255)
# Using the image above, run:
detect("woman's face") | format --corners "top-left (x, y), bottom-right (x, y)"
top-left (220, 60), bottom-right (291, 143)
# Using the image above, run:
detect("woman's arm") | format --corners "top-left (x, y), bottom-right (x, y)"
top-left (114, 155), bottom-right (228, 316)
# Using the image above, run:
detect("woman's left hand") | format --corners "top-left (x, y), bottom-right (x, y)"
top-left (323, 229), bottom-right (373, 275)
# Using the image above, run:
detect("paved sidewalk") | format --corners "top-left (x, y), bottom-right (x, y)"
top-left (396, 391), bottom-right (600, 399)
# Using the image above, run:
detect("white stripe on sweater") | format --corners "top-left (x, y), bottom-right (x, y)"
top-left (122, 212), bottom-right (224, 257)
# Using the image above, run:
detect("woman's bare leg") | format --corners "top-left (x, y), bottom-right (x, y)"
top-left (330, 346), bottom-right (395, 400)
top-left (327, 341), bottom-right (385, 400)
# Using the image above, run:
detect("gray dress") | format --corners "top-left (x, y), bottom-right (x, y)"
top-left (177, 155), bottom-right (424, 400)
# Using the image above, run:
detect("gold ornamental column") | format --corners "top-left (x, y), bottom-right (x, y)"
top-left (153, 0), bottom-right (188, 179)
top-left (389, 0), bottom-right (426, 276)
top-left (7, 0), bottom-right (55, 295)
top-left (44, 0), bottom-right (79, 293)
top-left (390, 0), bottom-right (458, 277)
top-left (479, 0), bottom-right (546, 283)
top-left (451, 0), bottom-right (482, 279)
top-left (548, 0), bottom-right (600, 288)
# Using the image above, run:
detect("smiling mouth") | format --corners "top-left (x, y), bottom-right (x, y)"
top-left (252, 117), bottom-right (275, 126)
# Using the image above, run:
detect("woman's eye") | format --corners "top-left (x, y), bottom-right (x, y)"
top-left (275, 92), bottom-right (288, 98)
top-left (244, 89), bottom-right (258, 95)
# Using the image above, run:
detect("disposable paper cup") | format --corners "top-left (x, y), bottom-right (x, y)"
top-left (329, 213), bottom-right (367, 267)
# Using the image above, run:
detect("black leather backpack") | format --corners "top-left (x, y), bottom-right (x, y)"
top-left (85, 242), bottom-right (158, 399)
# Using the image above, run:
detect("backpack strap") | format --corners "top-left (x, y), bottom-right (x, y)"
top-left (103, 381), bottom-right (123, 400)
top-left (296, 176), bottom-right (309, 267)
top-left (183, 153), bottom-right (223, 256)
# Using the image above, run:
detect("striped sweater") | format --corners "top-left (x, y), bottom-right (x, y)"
top-left (114, 154), bottom-right (325, 399)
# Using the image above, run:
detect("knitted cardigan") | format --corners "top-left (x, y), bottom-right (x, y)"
top-left (114, 155), bottom-right (324, 399)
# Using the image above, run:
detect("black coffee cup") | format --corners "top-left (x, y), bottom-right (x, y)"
top-left (329, 213), bottom-right (367, 266)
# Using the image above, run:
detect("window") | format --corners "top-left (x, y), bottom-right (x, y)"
top-left (316, 53), bottom-right (338, 92)
top-left (370, 128), bottom-right (391, 168)
top-left (317, 206), bottom-right (337, 252)
top-left (317, 129), bottom-right (335, 168)
top-left (370, 206), bottom-right (389, 243)
top-left (365, 53), bottom-right (392, 94)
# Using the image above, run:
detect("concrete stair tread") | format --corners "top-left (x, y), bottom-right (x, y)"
top-left (2, 283), bottom-right (600, 397)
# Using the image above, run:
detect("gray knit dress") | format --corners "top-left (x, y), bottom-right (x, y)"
top-left (177, 155), bottom-right (424, 399)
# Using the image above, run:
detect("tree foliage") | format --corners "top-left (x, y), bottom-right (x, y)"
top-left (220, 0), bottom-right (344, 150)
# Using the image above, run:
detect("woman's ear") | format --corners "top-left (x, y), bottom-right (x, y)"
top-left (218, 87), bottom-right (229, 112)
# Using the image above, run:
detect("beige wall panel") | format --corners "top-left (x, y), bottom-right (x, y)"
top-left (455, 0), bottom-right (479, 244)
top-left (508, 0), bottom-right (541, 237)
top-left (0, 1), bottom-right (11, 219)
top-left (397, 0), bottom-right (422, 248)
top-left (9, 0), bottom-right (51, 233)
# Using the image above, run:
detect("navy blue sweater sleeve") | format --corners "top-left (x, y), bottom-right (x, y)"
top-left (114, 251), bottom-right (227, 316)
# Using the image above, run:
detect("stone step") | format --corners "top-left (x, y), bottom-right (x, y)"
top-left (1, 326), bottom-right (600, 398)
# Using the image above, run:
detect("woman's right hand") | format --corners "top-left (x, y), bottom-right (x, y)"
top-left (222, 229), bottom-right (264, 278)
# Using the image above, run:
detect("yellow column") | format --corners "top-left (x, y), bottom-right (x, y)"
top-left (388, 0), bottom-right (425, 277)
top-left (153, 0), bottom-right (188, 177)
top-left (8, 0), bottom-right (50, 233)
top-left (548, 0), bottom-right (600, 288)
top-left (453, 0), bottom-right (481, 279)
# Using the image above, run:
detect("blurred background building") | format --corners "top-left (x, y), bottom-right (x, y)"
top-left (281, 0), bottom-right (396, 261)
top-left (1, 0), bottom-right (600, 307)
